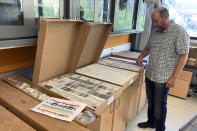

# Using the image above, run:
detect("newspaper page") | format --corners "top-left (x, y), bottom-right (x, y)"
top-left (31, 97), bottom-right (86, 122)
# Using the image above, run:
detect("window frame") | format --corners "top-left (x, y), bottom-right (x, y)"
top-left (162, 0), bottom-right (197, 40)
top-left (69, 0), bottom-right (145, 35)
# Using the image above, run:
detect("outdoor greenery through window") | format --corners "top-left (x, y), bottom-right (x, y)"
top-left (162, 0), bottom-right (197, 38)
top-left (80, 0), bottom-right (94, 21)
top-left (113, 0), bottom-right (135, 32)
top-left (80, 0), bottom-right (111, 22)
top-left (136, 0), bottom-right (146, 32)
top-left (34, 0), bottom-right (60, 18)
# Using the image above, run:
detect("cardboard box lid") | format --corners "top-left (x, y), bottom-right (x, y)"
top-left (77, 22), bottom-right (112, 68)
top-left (98, 56), bottom-right (146, 72)
top-left (112, 51), bottom-right (149, 63)
top-left (33, 19), bottom-right (85, 83)
top-left (33, 19), bottom-right (112, 83)
top-left (0, 105), bottom-right (35, 131)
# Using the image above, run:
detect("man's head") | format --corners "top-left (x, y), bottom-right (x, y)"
top-left (151, 7), bottom-right (170, 31)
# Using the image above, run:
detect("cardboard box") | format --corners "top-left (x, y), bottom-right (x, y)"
top-left (76, 63), bottom-right (139, 87)
top-left (76, 63), bottom-right (140, 130)
top-left (111, 51), bottom-right (149, 63)
top-left (33, 19), bottom-right (112, 83)
top-left (3, 75), bottom-right (100, 131)
top-left (105, 55), bottom-right (147, 117)
top-left (97, 56), bottom-right (147, 123)
top-left (0, 105), bottom-right (35, 131)
top-left (98, 56), bottom-right (145, 72)
top-left (31, 18), bottom-right (140, 131)
top-left (186, 48), bottom-right (197, 67)
top-left (30, 19), bottom-right (121, 131)
top-left (32, 19), bottom-right (129, 115)
top-left (0, 81), bottom-right (89, 131)
top-left (169, 71), bottom-right (192, 99)
top-left (97, 56), bottom-right (144, 128)
top-left (33, 19), bottom-right (86, 83)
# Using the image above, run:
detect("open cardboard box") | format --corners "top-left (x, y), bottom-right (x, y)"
top-left (1, 19), bottom-right (108, 131)
top-left (97, 56), bottom-right (147, 123)
top-left (29, 19), bottom-right (143, 131)
top-left (0, 80), bottom-right (89, 131)
top-left (3, 75), bottom-right (100, 131)
top-left (32, 18), bottom-right (140, 111)
top-left (31, 19), bottom-right (124, 114)
top-left (14, 19), bottom-right (118, 130)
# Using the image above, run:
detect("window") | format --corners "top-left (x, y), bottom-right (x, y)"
top-left (34, 0), bottom-right (60, 18)
top-left (77, 0), bottom-right (144, 34)
top-left (80, 0), bottom-right (111, 22)
top-left (135, 0), bottom-right (146, 32)
top-left (113, 0), bottom-right (135, 32)
top-left (162, 0), bottom-right (197, 38)
top-left (0, 0), bottom-right (24, 25)
top-left (80, 0), bottom-right (94, 21)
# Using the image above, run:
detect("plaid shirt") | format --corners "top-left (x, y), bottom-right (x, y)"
top-left (145, 21), bottom-right (190, 83)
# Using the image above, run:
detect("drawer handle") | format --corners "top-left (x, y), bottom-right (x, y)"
top-left (110, 102), bottom-right (115, 113)
top-left (116, 97), bottom-right (120, 109)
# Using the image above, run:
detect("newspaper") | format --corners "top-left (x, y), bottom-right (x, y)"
top-left (31, 97), bottom-right (86, 122)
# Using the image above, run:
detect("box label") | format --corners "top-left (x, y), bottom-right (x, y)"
top-left (107, 96), bottom-right (114, 105)
top-left (129, 79), bottom-right (134, 85)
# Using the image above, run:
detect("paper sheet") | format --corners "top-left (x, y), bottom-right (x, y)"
top-left (31, 97), bottom-right (86, 122)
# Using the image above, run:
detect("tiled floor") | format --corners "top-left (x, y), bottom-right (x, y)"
top-left (126, 94), bottom-right (197, 131)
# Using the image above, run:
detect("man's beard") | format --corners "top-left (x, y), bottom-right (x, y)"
top-left (157, 26), bottom-right (165, 32)
top-left (157, 20), bottom-right (166, 32)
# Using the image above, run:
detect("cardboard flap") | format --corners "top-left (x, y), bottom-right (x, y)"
top-left (33, 19), bottom-right (85, 83)
top-left (77, 22), bottom-right (112, 68)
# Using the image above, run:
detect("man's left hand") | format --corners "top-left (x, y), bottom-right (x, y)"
top-left (166, 76), bottom-right (176, 88)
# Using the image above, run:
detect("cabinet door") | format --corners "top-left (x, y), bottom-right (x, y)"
top-left (112, 89), bottom-right (129, 131)
top-left (100, 103), bottom-right (114, 131)
top-left (126, 85), bottom-right (140, 123)
top-left (137, 82), bottom-right (147, 113)
top-left (134, 84), bottom-right (142, 115)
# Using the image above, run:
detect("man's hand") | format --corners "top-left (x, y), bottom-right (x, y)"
top-left (167, 54), bottom-right (188, 88)
top-left (136, 56), bottom-right (143, 66)
top-left (166, 76), bottom-right (176, 88)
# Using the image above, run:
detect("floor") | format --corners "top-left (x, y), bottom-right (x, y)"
top-left (126, 94), bottom-right (197, 131)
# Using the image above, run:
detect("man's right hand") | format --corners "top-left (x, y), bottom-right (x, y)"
top-left (136, 56), bottom-right (143, 66)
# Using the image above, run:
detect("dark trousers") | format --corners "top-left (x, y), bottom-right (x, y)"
top-left (145, 77), bottom-right (169, 131)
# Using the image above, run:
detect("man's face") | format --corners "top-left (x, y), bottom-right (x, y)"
top-left (151, 12), bottom-right (165, 31)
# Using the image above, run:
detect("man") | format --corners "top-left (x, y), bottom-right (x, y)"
top-left (136, 7), bottom-right (190, 131)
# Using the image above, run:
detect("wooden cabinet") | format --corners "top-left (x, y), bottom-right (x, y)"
top-left (138, 82), bottom-right (147, 113)
top-left (125, 82), bottom-right (141, 123)
top-left (112, 90), bottom-right (129, 131)
top-left (99, 82), bottom-right (143, 131)
top-left (0, 105), bottom-right (35, 131)
top-left (100, 103), bottom-right (114, 131)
